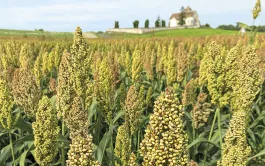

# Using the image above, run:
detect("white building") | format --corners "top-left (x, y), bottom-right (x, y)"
top-left (169, 6), bottom-right (200, 27)
top-left (240, 27), bottom-right (246, 36)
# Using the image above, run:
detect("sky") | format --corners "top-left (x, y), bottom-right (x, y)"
top-left (0, 0), bottom-right (264, 32)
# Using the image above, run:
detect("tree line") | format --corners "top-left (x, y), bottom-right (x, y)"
top-left (114, 16), bottom-right (167, 29)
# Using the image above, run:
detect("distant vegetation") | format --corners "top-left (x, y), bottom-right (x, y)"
top-left (34, 28), bottom-right (45, 32)
top-left (145, 19), bottom-right (149, 28)
top-left (0, 29), bottom-right (73, 40)
top-left (217, 24), bottom-right (240, 31)
top-left (105, 28), bottom-right (241, 38)
top-left (218, 24), bottom-right (265, 32)
top-left (114, 21), bottom-right (119, 28)
top-left (133, 20), bottom-right (139, 28)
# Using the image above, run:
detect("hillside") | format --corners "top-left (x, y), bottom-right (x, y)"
top-left (101, 28), bottom-right (242, 38)
top-left (0, 29), bottom-right (98, 39)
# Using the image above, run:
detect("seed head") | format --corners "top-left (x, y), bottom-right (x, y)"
top-left (32, 96), bottom-right (59, 166)
top-left (140, 87), bottom-right (188, 166)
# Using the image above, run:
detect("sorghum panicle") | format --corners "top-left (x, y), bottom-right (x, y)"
top-left (96, 57), bottom-right (115, 124)
top-left (192, 93), bottom-right (213, 129)
top-left (57, 52), bottom-right (74, 119)
top-left (67, 96), bottom-right (89, 138)
top-left (12, 67), bottom-right (41, 117)
top-left (220, 111), bottom-right (251, 166)
top-left (252, 0), bottom-right (261, 19)
top-left (132, 46), bottom-right (143, 83)
top-left (70, 26), bottom-right (89, 98)
top-left (140, 87), bottom-right (188, 166)
top-left (0, 78), bottom-right (18, 130)
top-left (32, 96), bottom-right (59, 166)
top-left (67, 134), bottom-right (100, 166)
top-left (124, 85), bottom-right (145, 134)
top-left (182, 78), bottom-right (198, 106)
top-left (114, 124), bottom-right (131, 166)
top-left (128, 153), bottom-right (137, 166)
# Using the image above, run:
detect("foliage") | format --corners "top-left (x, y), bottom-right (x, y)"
top-left (178, 7), bottom-right (186, 26)
top-left (217, 24), bottom-right (240, 31)
top-left (133, 20), bottom-right (139, 28)
top-left (144, 19), bottom-right (149, 28)
top-left (155, 15), bottom-right (161, 28)
top-left (162, 20), bottom-right (166, 27)
top-left (114, 21), bottom-right (119, 29)
top-left (1, 15), bottom-right (265, 166)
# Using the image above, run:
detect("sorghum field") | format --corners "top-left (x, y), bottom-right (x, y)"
top-left (0, 27), bottom-right (265, 166)
top-left (1, 2), bottom-right (265, 166)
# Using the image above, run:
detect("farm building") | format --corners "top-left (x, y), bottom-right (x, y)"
top-left (169, 6), bottom-right (200, 27)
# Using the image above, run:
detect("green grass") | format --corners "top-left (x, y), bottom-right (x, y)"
top-left (104, 28), bottom-right (241, 38)
top-left (0, 29), bottom-right (73, 39)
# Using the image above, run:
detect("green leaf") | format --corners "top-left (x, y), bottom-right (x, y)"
top-left (142, 81), bottom-right (152, 86)
top-left (50, 95), bottom-right (57, 109)
top-left (15, 117), bottom-right (33, 134)
top-left (236, 22), bottom-right (251, 30)
top-left (96, 125), bottom-right (116, 163)
top-left (187, 138), bottom-right (220, 149)
top-left (113, 110), bottom-right (125, 124)
top-left (58, 133), bottom-right (70, 143)
top-left (0, 144), bottom-right (11, 165)
top-left (249, 148), bottom-right (265, 160)
top-left (88, 98), bottom-right (98, 120)
top-left (249, 111), bottom-right (265, 129)
top-left (19, 141), bottom-right (34, 166)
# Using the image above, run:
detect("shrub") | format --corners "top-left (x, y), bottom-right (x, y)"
top-left (133, 20), bottom-right (139, 28)
top-left (162, 20), bottom-right (166, 27)
top-left (114, 21), bottom-right (119, 28)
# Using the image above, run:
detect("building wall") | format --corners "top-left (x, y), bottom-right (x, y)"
top-left (107, 25), bottom-right (200, 34)
top-left (169, 18), bottom-right (179, 27)
top-left (184, 17), bottom-right (195, 26)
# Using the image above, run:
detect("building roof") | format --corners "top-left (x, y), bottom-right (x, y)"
top-left (184, 6), bottom-right (192, 11)
top-left (170, 6), bottom-right (197, 20)
top-left (170, 10), bottom-right (195, 20)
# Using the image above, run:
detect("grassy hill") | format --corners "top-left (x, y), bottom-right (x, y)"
top-left (0, 28), bottom-right (257, 39)
top-left (0, 29), bottom-right (74, 39)
top-left (102, 28), bottom-right (242, 38)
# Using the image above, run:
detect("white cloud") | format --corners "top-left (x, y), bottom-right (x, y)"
top-left (0, 0), bottom-right (263, 31)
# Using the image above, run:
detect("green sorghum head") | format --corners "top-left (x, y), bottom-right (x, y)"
top-left (12, 67), bottom-right (41, 117)
top-left (0, 78), bottom-right (18, 130)
top-left (140, 87), bottom-right (188, 166)
top-left (67, 134), bottom-right (100, 166)
top-left (32, 96), bottom-right (59, 166)
top-left (114, 124), bottom-right (131, 166)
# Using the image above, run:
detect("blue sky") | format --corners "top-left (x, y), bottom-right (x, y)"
top-left (0, 0), bottom-right (264, 32)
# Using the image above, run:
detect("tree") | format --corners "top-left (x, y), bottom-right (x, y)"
top-left (178, 7), bottom-right (185, 26)
top-left (205, 23), bottom-right (211, 28)
top-left (145, 19), bottom-right (149, 28)
top-left (162, 20), bottom-right (166, 27)
top-left (133, 20), bottom-right (139, 28)
top-left (114, 21), bottom-right (119, 28)
top-left (155, 15), bottom-right (161, 28)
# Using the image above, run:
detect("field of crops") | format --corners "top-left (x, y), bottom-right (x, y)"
top-left (104, 28), bottom-right (240, 38)
top-left (0, 25), bottom-right (265, 166)
top-left (0, 29), bottom-right (74, 40)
